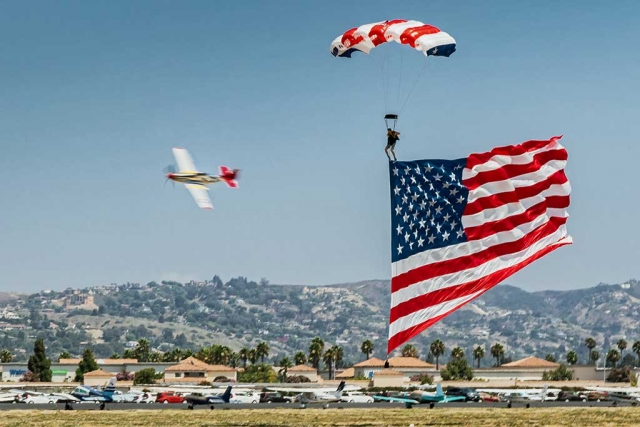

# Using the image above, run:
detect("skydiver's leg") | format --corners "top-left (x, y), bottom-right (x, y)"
top-left (385, 145), bottom-right (391, 160)
top-left (390, 144), bottom-right (397, 161)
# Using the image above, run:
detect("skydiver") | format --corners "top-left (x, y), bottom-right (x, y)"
top-left (385, 128), bottom-right (400, 161)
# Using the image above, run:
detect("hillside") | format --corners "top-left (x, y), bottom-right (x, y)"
top-left (1, 277), bottom-right (639, 367)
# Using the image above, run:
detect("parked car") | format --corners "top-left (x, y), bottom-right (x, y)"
top-left (340, 391), bottom-right (374, 403)
top-left (557, 391), bottom-right (587, 402)
top-left (19, 394), bottom-right (58, 404)
top-left (478, 392), bottom-right (500, 402)
top-left (156, 391), bottom-right (185, 404)
top-left (445, 387), bottom-right (481, 402)
top-left (259, 392), bottom-right (291, 403)
top-left (134, 392), bottom-right (156, 403)
top-left (586, 391), bottom-right (609, 402)
top-left (229, 391), bottom-right (260, 404)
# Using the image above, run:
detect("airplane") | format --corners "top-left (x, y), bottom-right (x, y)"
top-left (407, 383), bottom-right (467, 404)
top-left (476, 385), bottom-right (559, 402)
top-left (584, 385), bottom-right (640, 403)
top-left (266, 381), bottom-right (348, 408)
top-left (184, 385), bottom-right (233, 410)
top-left (165, 147), bottom-right (240, 210)
top-left (372, 393), bottom-right (420, 408)
top-left (69, 377), bottom-right (119, 410)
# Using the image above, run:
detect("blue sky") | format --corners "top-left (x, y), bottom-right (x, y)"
top-left (1, 1), bottom-right (638, 293)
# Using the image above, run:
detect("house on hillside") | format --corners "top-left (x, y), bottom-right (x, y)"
top-left (163, 357), bottom-right (237, 383)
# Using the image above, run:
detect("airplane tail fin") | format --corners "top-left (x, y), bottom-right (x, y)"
top-left (105, 377), bottom-right (117, 391)
top-left (435, 383), bottom-right (444, 397)
top-left (334, 381), bottom-right (346, 397)
top-left (219, 166), bottom-right (240, 188)
top-left (221, 386), bottom-right (232, 403)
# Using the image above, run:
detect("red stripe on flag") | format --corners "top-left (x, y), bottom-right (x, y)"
top-left (463, 170), bottom-right (568, 216)
top-left (464, 195), bottom-right (570, 240)
top-left (391, 216), bottom-right (568, 294)
top-left (465, 136), bottom-right (563, 170)
top-left (387, 239), bottom-right (570, 353)
top-left (463, 148), bottom-right (568, 191)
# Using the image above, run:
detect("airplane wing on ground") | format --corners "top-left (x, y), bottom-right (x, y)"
top-left (185, 184), bottom-right (214, 210)
top-left (172, 148), bottom-right (198, 173)
top-left (373, 395), bottom-right (419, 404)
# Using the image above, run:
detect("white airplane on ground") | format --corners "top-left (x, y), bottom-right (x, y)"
top-left (584, 385), bottom-right (640, 402)
top-left (165, 147), bottom-right (239, 210)
top-left (266, 381), bottom-right (349, 408)
top-left (476, 385), bottom-right (559, 403)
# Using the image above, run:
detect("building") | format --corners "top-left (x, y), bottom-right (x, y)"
top-left (372, 369), bottom-right (404, 387)
top-left (352, 357), bottom-right (436, 381)
top-left (472, 356), bottom-right (561, 381)
top-left (287, 364), bottom-right (318, 382)
top-left (163, 357), bottom-right (237, 383)
top-left (82, 369), bottom-right (115, 387)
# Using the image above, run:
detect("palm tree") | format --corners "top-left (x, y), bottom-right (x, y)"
top-left (490, 343), bottom-right (504, 367)
top-left (617, 339), bottom-right (628, 359)
top-left (148, 352), bottom-right (161, 362)
top-left (401, 344), bottom-right (418, 358)
top-left (566, 350), bottom-right (578, 365)
top-left (134, 339), bottom-right (150, 362)
top-left (360, 340), bottom-right (374, 360)
top-left (308, 337), bottom-right (324, 369)
top-left (0, 350), bottom-right (12, 363)
top-left (248, 349), bottom-right (258, 365)
top-left (239, 347), bottom-right (249, 368)
top-left (545, 354), bottom-right (556, 363)
top-left (451, 347), bottom-right (465, 360)
top-left (110, 353), bottom-right (120, 360)
top-left (633, 341), bottom-right (640, 366)
top-left (278, 357), bottom-right (293, 382)
top-left (591, 350), bottom-right (600, 365)
top-left (228, 352), bottom-right (239, 368)
top-left (473, 346), bottom-right (485, 368)
top-left (606, 349), bottom-right (620, 368)
top-left (294, 351), bottom-right (307, 366)
top-left (323, 346), bottom-right (342, 380)
top-left (585, 337), bottom-right (597, 365)
top-left (430, 340), bottom-right (445, 370)
top-left (256, 342), bottom-right (270, 364)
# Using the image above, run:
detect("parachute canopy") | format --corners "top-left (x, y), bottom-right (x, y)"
top-left (330, 19), bottom-right (456, 59)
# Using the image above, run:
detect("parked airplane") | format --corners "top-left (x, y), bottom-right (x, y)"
top-left (184, 386), bottom-right (233, 410)
top-left (266, 381), bottom-right (348, 408)
top-left (584, 385), bottom-right (640, 403)
top-left (476, 385), bottom-right (559, 402)
top-left (408, 383), bottom-right (467, 404)
top-left (69, 377), bottom-right (118, 410)
top-left (165, 147), bottom-right (240, 210)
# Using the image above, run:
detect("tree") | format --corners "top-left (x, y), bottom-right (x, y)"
top-left (591, 350), bottom-right (600, 365)
top-left (134, 338), bottom-right (150, 362)
top-left (430, 340), bottom-right (445, 370)
top-left (607, 366), bottom-right (634, 383)
top-left (308, 337), bottom-right (324, 369)
top-left (294, 351), bottom-right (307, 366)
top-left (58, 350), bottom-right (71, 362)
top-left (237, 364), bottom-right (278, 383)
top-left (110, 353), bottom-right (120, 359)
top-left (248, 349), bottom-right (258, 365)
top-left (133, 368), bottom-right (156, 385)
top-left (239, 347), bottom-right (249, 368)
top-left (545, 354), bottom-right (557, 363)
top-left (440, 357), bottom-right (474, 381)
top-left (256, 342), bottom-right (270, 364)
top-left (472, 346), bottom-right (485, 368)
top-left (542, 364), bottom-right (574, 381)
top-left (28, 338), bottom-right (52, 382)
top-left (75, 348), bottom-right (99, 382)
top-left (278, 357), bottom-right (293, 382)
top-left (490, 343), bottom-right (505, 367)
top-left (633, 340), bottom-right (640, 366)
top-left (450, 347), bottom-right (465, 360)
top-left (401, 344), bottom-right (418, 358)
top-left (323, 346), bottom-right (343, 380)
top-left (565, 350), bottom-right (578, 365)
top-left (1, 350), bottom-right (12, 363)
top-left (585, 337), bottom-right (597, 365)
top-left (617, 339), bottom-right (628, 359)
top-left (606, 349), bottom-right (620, 368)
top-left (360, 340), bottom-right (374, 360)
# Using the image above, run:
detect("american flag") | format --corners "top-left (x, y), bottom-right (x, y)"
top-left (387, 136), bottom-right (572, 353)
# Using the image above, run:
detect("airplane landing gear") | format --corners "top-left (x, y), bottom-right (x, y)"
top-left (210, 405), bottom-right (215, 410)
top-left (99, 403), bottom-right (106, 410)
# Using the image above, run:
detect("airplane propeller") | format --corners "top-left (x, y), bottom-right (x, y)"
top-left (163, 164), bottom-right (176, 189)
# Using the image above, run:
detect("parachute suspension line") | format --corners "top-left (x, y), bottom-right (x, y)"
top-left (398, 57), bottom-right (429, 115)
top-left (366, 54), bottom-right (387, 121)
top-left (396, 48), bottom-right (404, 108)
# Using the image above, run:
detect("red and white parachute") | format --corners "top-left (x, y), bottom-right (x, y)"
top-left (330, 19), bottom-right (456, 59)
top-left (330, 19), bottom-right (456, 128)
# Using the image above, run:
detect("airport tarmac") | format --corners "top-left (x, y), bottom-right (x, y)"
top-left (0, 400), bottom-right (636, 411)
